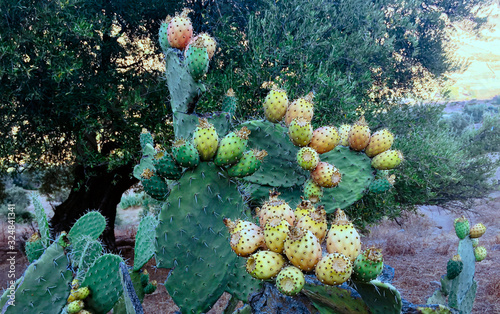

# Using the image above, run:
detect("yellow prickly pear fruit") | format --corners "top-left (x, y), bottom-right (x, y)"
top-left (470, 223), bottom-right (486, 238)
top-left (228, 226), bottom-right (265, 257)
top-left (67, 286), bottom-right (90, 302)
top-left (264, 217), bottom-right (291, 253)
top-left (365, 129), bottom-right (394, 157)
top-left (284, 92), bottom-right (314, 126)
top-left (288, 118), bottom-right (314, 147)
top-left (223, 218), bottom-right (260, 235)
top-left (246, 251), bottom-right (286, 280)
top-left (310, 162), bottom-right (342, 188)
top-left (338, 124), bottom-right (351, 146)
top-left (257, 190), bottom-right (295, 226)
top-left (315, 253), bottom-right (353, 286)
top-left (67, 300), bottom-right (84, 314)
top-left (263, 88), bottom-right (289, 123)
top-left (193, 118), bottom-right (219, 161)
top-left (348, 116), bottom-right (371, 151)
top-left (326, 209), bottom-right (361, 262)
top-left (294, 199), bottom-right (315, 221)
top-left (295, 205), bottom-right (328, 242)
top-left (167, 8), bottom-right (194, 49)
top-left (371, 149), bottom-right (404, 170)
top-left (303, 179), bottom-right (323, 204)
top-left (284, 227), bottom-right (322, 271)
top-left (309, 126), bottom-right (340, 154)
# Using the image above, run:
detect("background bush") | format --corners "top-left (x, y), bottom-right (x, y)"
top-left (0, 184), bottom-right (33, 224)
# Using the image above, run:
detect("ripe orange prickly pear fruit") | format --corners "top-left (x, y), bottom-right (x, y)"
top-left (264, 217), bottom-right (290, 253)
top-left (288, 118), bottom-right (313, 147)
top-left (167, 8), bottom-right (193, 49)
top-left (470, 223), bottom-right (486, 238)
top-left (284, 227), bottom-right (322, 271)
top-left (303, 179), bottom-right (323, 203)
top-left (257, 190), bottom-right (295, 226)
top-left (315, 253), bottom-right (353, 286)
top-left (338, 124), bottom-right (351, 146)
top-left (285, 92), bottom-right (314, 126)
top-left (348, 116), bottom-right (371, 151)
top-left (193, 118), bottom-right (219, 161)
top-left (310, 162), bottom-right (342, 188)
top-left (296, 147), bottom-right (320, 171)
top-left (365, 129), bottom-right (394, 157)
top-left (276, 266), bottom-right (305, 296)
top-left (263, 88), bottom-right (289, 123)
top-left (326, 209), bottom-right (361, 262)
top-left (309, 126), bottom-right (340, 154)
top-left (371, 150), bottom-right (404, 170)
top-left (246, 251), bottom-right (286, 280)
top-left (187, 32), bottom-right (217, 60)
top-left (295, 205), bottom-right (328, 242)
top-left (454, 216), bottom-right (470, 239)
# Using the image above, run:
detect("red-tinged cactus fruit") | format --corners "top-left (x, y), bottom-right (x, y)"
top-left (310, 161), bottom-right (342, 188)
top-left (315, 253), bottom-right (353, 286)
top-left (294, 199), bottom-right (315, 222)
top-left (187, 32), bottom-right (217, 60)
top-left (223, 218), bottom-right (260, 235)
top-left (167, 8), bottom-right (194, 49)
top-left (371, 149), bottom-right (404, 170)
top-left (276, 266), bottom-right (305, 296)
top-left (454, 216), bottom-right (470, 240)
top-left (295, 205), bottom-right (328, 242)
top-left (474, 246), bottom-right (487, 262)
top-left (158, 15), bottom-right (172, 51)
top-left (192, 118), bottom-right (219, 161)
top-left (296, 147), bottom-right (320, 171)
top-left (309, 126), bottom-right (340, 154)
top-left (352, 247), bottom-right (384, 282)
top-left (470, 223), bottom-right (486, 238)
top-left (214, 127), bottom-right (250, 166)
top-left (288, 117), bottom-right (314, 147)
top-left (263, 87), bottom-right (289, 123)
top-left (303, 179), bottom-right (324, 204)
top-left (348, 116), bottom-right (371, 151)
top-left (365, 128), bottom-right (394, 157)
top-left (257, 190), bottom-right (295, 226)
top-left (326, 209), bottom-right (361, 262)
top-left (338, 124), bottom-right (351, 146)
top-left (284, 227), bottom-right (322, 271)
top-left (264, 217), bottom-right (291, 253)
top-left (246, 251), bottom-right (286, 280)
top-left (284, 92), bottom-right (314, 126)
top-left (229, 227), bottom-right (265, 257)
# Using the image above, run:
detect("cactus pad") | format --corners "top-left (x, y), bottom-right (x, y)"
top-left (67, 211), bottom-right (106, 242)
top-left (133, 215), bottom-right (159, 271)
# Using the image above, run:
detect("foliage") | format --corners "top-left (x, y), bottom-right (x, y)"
top-left (0, 185), bottom-right (33, 223)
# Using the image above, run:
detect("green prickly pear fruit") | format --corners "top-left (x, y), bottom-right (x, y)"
top-left (227, 149), bottom-right (267, 177)
top-left (154, 151), bottom-right (183, 180)
top-left (309, 126), bottom-right (340, 154)
top-left (140, 169), bottom-right (170, 200)
top-left (256, 190), bottom-right (295, 226)
top-left (296, 147), bottom-right (319, 171)
top-left (288, 117), bottom-right (313, 147)
top-left (276, 266), bottom-right (305, 296)
top-left (158, 16), bottom-right (172, 51)
top-left (140, 269), bottom-right (150, 287)
top-left (446, 255), bottom-right (463, 279)
top-left (222, 88), bottom-right (237, 115)
top-left (263, 87), bottom-right (289, 123)
top-left (348, 116), bottom-right (371, 151)
top-left (188, 32), bottom-right (217, 60)
top-left (171, 138), bottom-right (200, 168)
top-left (295, 205), bottom-right (328, 242)
top-left (338, 124), bottom-right (351, 146)
top-left (67, 300), bottom-right (84, 314)
top-left (454, 216), bottom-right (470, 239)
top-left (246, 251), bottom-right (286, 280)
top-left (185, 36), bottom-right (209, 80)
top-left (167, 8), bottom-right (193, 49)
top-left (353, 247), bottom-right (384, 282)
top-left (470, 223), bottom-right (486, 238)
top-left (139, 128), bottom-right (154, 151)
top-left (264, 217), bottom-right (291, 253)
top-left (326, 209), bottom-right (361, 262)
top-left (315, 253), bottom-right (353, 286)
top-left (284, 227), bottom-right (322, 271)
top-left (365, 128), bottom-right (394, 157)
top-left (471, 238), bottom-right (479, 248)
top-left (368, 177), bottom-right (394, 194)
top-left (294, 199), bottom-right (315, 221)
top-left (144, 280), bottom-right (157, 294)
top-left (371, 149), bottom-right (404, 170)
top-left (303, 179), bottom-right (323, 204)
top-left (193, 118), bottom-right (219, 161)
top-left (310, 161), bottom-right (342, 188)
top-left (474, 246), bottom-right (487, 262)
top-left (214, 127), bottom-right (251, 166)
top-left (285, 92), bottom-right (314, 126)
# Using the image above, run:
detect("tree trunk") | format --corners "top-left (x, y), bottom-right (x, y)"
top-left (51, 162), bottom-right (137, 251)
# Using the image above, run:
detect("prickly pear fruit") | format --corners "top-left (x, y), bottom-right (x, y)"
top-left (371, 150), bottom-right (404, 170)
top-left (189, 32), bottom-right (217, 60)
top-left (296, 147), bottom-right (320, 171)
top-left (224, 218), bottom-right (265, 257)
top-left (67, 286), bottom-right (90, 302)
top-left (284, 227), bottom-right (322, 271)
top-left (315, 253), bottom-right (353, 286)
top-left (288, 118), bottom-right (313, 147)
top-left (227, 149), bottom-right (267, 177)
top-left (454, 216), bottom-right (470, 240)
top-left (294, 199), bottom-right (315, 221)
top-left (446, 255), bottom-right (463, 279)
top-left (154, 151), bottom-right (183, 180)
top-left (140, 269), bottom-right (150, 287)
top-left (140, 128), bottom-right (154, 151)
top-left (140, 169), bottom-right (170, 200)
top-left (295, 205), bottom-right (328, 242)
top-left (214, 127), bottom-right (250, 166)
top-left (309, 126), bottom-right (340, 154)
top-left (67, 300), bottom-right (84, 314)
top-left (264, 217), bottom-right (290, 253)
top-left (185, 37), bottom-right (209, 80)
top-left (246, 251), bottom-right (286, 280)
top-left (158, 16), bottom-right (172, 51)
top-left (167, 8), bottom-right (193, 49)
top-left (285, 92), bottom-right (314, 126)
top-left (471, 238), bottom-right (479, 248)
top-left (338, 124), bottom-right (351, 146)
top-left (348, 116), bottom-right (371, 151)
top-left (224, 218), bottom-right (261, 235)
top-left (192, 118), bottom-right (219, 161)
top-left (353, 247), bottom-right (384, 282)
top-left (470, 223), bottom-right (486, 238)
top-left (303, 179), bottom-right (323, 203)
top-left (263, 88), bottom-right (289, 123)
top-left (222, 88), bottom-right (237, 114)
top-left (144, 280), bottom-right (157, 294)
top-left (75, 310), bottom-right (92, 314)
top-left (365, 129), bottom-right (394, 157)
top-left (257, 190), bottom-right (295, 226)
top-left (474, 246), bottom-right (487, 262)
top-left (276, 266), bottom-right (305, 296)
top-left (326, 209), bottom-right (361, 262)
top-left (368, 177), bottom-right (393, 194)
top-left (171, 138), bottom-right (200, 168)
top-left (310, 162), bottom-right (342, 188)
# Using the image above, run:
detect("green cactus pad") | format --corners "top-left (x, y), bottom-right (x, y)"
top-left (303, 280), bottom-right (370, 314)
top-left (67, 211), bottom-right (106, 243)
top-left (185, 45), bottom-right (209, 81)
top-left (448, 237), bottom-right (476, 311)
top-left (119, 262), bottom-right (144, 314)
top-left (133, 215), bottom-right (159, 271)
top-left (82, 254), bottom-right (124, 314)
top-left (173, 111), bottom-right (230, 141)
top-left (113, 270), bottom-right (148, 314)
top-left (70, 236), bottom-right (103, 280)
top-left (139, 130), bottom-right (154, 153)
top-left (221, 89), bottom-right (238, 118)
top-left (172, 139), bottom-right (200, 168)
top-left (31, 193), bottom-right (50, 247)
top-left (133, 152), bottom-right (157, 180)
top-left (352, 280), bottom-right (402, 314)
top-left (154, 152), bottom-right (183, 180)
top-left (158, 21), bottom-right (170, 52)
top-left (427, 288), bottom-right (447, 306)
top-left (25, 237), bottom-right (45, 263)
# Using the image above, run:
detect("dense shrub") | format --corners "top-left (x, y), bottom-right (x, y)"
top-left (0, 185), bottom-right (33, 223)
